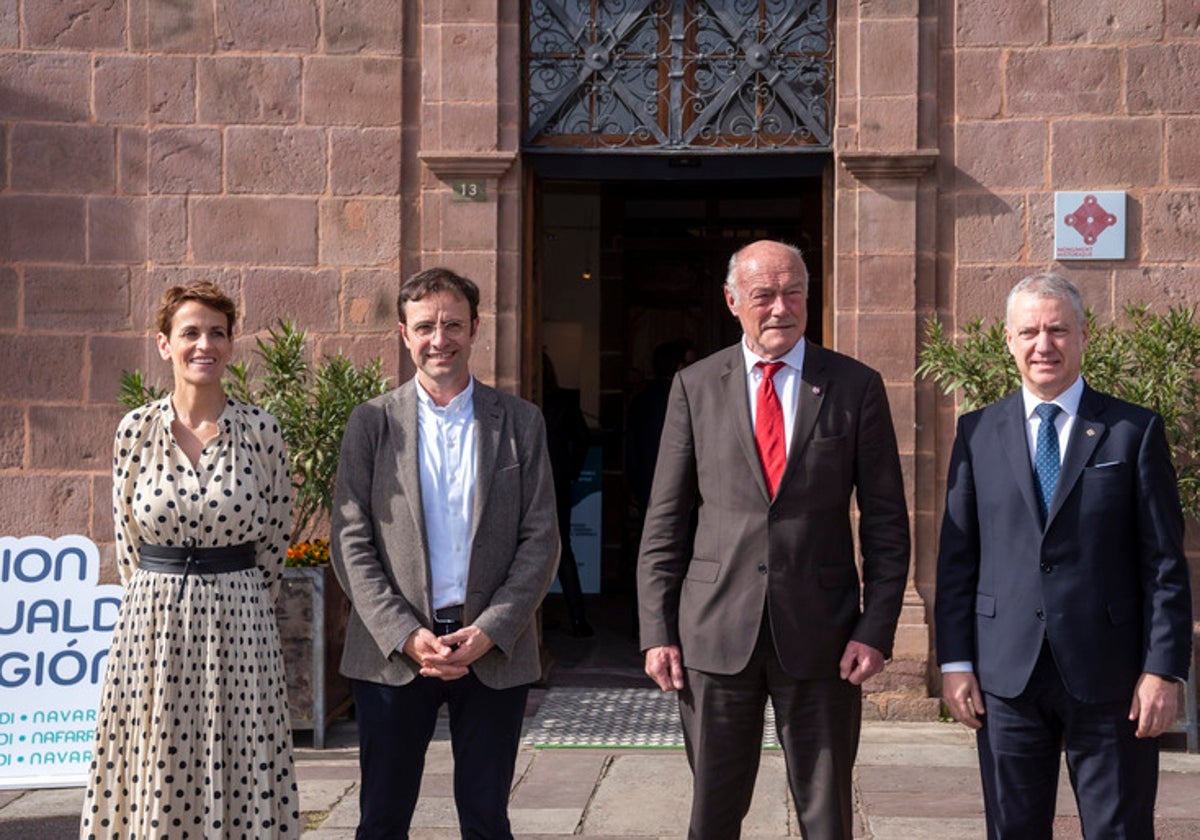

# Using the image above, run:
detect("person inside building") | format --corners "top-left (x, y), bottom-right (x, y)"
top-left (542, 351), bottom-right (594, 637)
top-left (82, 281), bottom-right (300, 839)
top-left (331, 267), bottom-right (559, 839)
top-left (936, 271), bottom-right (1193, 838)
top-left (637, 239), bottom-right (911, 839)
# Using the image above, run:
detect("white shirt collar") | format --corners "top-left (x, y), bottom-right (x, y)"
top-left (415, 375), bottom-right (475, 415)
top-left (1021, 375), bottom-right (1084, 419)
top-left (739, 336), bottom-right (806, 376)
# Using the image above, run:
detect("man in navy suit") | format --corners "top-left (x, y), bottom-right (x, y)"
top-left (935, 272), bottom-right (1193, 839)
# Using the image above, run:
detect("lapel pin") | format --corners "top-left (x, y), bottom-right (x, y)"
top-left (812, 386), bottom-right (821, 395)
top-left (1086, 428), bottom-right (1095, 436)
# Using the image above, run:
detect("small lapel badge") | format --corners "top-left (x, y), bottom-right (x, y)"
top-left (1086, 428), bottom-right (1096, 436)
top-left (812, 386), bottom-right (821, 395)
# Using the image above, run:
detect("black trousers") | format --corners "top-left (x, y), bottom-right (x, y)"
top-left (678, 619), bottom-right (861, 840)
top-left (977, 641), bottom-right (1159, 840)
top-left (351, 673), bottom-right (529, 840)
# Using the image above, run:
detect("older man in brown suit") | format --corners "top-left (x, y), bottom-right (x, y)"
top-left (638, 240), bottom-right (911, 839)
top-left (332, 268), bottom-right (559, 839)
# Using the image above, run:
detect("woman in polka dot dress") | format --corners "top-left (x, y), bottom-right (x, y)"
top-left (81, 281), bottom-right (301, 839)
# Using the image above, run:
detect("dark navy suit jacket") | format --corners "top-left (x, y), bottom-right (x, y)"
top-left (936, 385), bottom-right (1192, 703)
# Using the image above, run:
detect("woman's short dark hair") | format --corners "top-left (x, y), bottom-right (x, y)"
top-left (397, 268), bottom-right (480, 324)
top-left (156, 281), bottom-right (237, 337)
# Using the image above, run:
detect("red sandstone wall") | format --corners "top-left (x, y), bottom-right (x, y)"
top-left (0, 1), bottom-right (414, 568)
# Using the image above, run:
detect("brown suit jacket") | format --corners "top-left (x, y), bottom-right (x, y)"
top-left (638, 341), bottom-right (910, 677)
top-left (331, 378), bottom-right (560, 690)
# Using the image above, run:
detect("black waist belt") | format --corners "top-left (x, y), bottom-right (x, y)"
top-left (139, 540), bottom-right (256, 602)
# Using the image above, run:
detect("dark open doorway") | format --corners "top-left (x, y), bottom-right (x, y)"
top-left (534, 165), bottom-right (828, 673)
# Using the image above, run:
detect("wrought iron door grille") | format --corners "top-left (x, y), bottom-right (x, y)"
top-left (524, 0), bottom-right (833, 152)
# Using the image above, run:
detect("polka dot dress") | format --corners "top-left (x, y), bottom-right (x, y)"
top-left (81, 398), bottom-right (301, 839)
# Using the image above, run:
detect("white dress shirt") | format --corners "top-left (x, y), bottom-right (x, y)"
top-left (416, 376), bottom-right (477, 612)
top-left (739, 336), bottom-right (807, 455)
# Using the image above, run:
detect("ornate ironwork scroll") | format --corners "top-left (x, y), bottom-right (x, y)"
top-left (524, 0), bottom-right (833, 152)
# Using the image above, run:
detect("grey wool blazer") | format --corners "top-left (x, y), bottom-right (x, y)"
top-left (330, 377), bottom-right (560, 690)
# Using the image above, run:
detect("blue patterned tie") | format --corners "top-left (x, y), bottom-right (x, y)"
top-left (1033, 403), bottom-right (1061, 519)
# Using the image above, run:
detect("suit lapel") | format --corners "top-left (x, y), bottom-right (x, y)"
top-left (723, 345), bottom-right (771, 501)
top-left (1047, 386), bottom-right (1105, 525)
top-left (471, 382), bottom-right (502, 544)
top-left (997, 392), bottom-right (1043, 526)
top-left (786, 342), bottom-right (828, 489)
top-left (391, 380), bottom-right (430, 560)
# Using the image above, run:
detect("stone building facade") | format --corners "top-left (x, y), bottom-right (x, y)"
top-left (1, 1), bottom-right (1197, 698)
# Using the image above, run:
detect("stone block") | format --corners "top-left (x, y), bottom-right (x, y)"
top-left (148, 197), bottom-right (188, 264)
top-left (197, 56), bottom-right (301, 123)
top-left (241, 268), bottom-right (341, 334)
top-left (0, 267), bottom-right (15, 329)
top-left (320, 198), bottom-right (401, 266)
top-left (192, 197), bottom-right (318, 264)
top-left (10, 123), bottom-right (115, 193)
top-left (0, 335), bottom-right (87, 401)
top-left (88, 335), bottom-right (152, 405)
top-left (882, 695), bottom-right (942, 721)
top-left (442, 25), bottom-right (498, 101)
top-left (91, 476), bottom-right (116, 550)
top-left (1050, 119), bottom-right (1161, 188)
top-left (149, 127), bottom-right (222, 194)
top-left (858, 97), bottom-right (919, 151)
top-left (29, 405), bottom-right (122, 471)
top-left (344, 269), bottom-right (401, 332)
top-left (856, 314), bottom-right (916, 381)
top-left (119, 128), bottom-right (148, 195)
top-left (0, 195), bottom-right (86, 263)
top-left (215, 0), bottom-right (319, 50)
top-left (955, 120), bottom-right (1047, 190)
top-left (0, 0), bottom-right (15, 47)
top-left (149, 57), bottom-right (196, 123)
top-left (24, 0), bottom-right (124, 47)
top-left (1115, 265), bottom-right (1200, 312)
top-left (858, 254), bottom-right (917, 312)
top-left (227, 127), bottom-right (326, 194)
top-left (1006, 48), bottom-right (1120, 116)
top-left (0, 405), bottom-right (22, 469)
top-left (0, 475), bottom-right (91, 535)
top-left (131, 0), bottom-right (215, 52)
top-left (324, 0), bottom-right (404, 54)
top-left (955, 192), bottom-right (1026, 264)
top-left (94, 56), bottom-right (148, 123)
top-left (860, 20), bottom-right (918, 97)
top-left (439, 102), bottom-right (498, 151)
top-left (1051, 0), bottom-right (1162, 44)
top-left (1128, 44), bottom-right (1200, 114)
top-left (304, 57), bottom-right (403, 126)
top-left (1166, 118), bottom-right (1200, 186)
top-left (1142, 191), bottom-right (1200, 262)
top-left (857, 182), bottom-right (919, 254)
top-left (330, 129), bottom-right (403, 195)
top-left (89, 197), bottom-right (148, 265)
top-left (0, 53), bottom-right (89, 120)
top-left (957, 0), bottom-right (1047, 46)
top-left (1167, 0), bottom-right (1200, 37)
top-left (25, 266), bottom-right (131, 332)
top-left (864, 659), bottom-right (929, 694)
top-left (954, 266), bottom-right (1014, 324)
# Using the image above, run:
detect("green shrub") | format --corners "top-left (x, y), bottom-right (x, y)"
top-left (119, 319), bottom-right (391, 543)
top-left (918, 305), bottom-right (1200, 522)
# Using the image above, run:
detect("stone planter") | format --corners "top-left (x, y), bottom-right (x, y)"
top-left (277, 565), bottom-right (352, 748)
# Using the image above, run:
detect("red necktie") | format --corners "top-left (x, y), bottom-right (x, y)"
top-left (755, 362), bottom-right (786, 497)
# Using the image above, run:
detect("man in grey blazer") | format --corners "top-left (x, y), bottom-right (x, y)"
top-left (331, 268), bottom-right (559, 839)
top-left (638, 240), bottom-right (911, 839)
